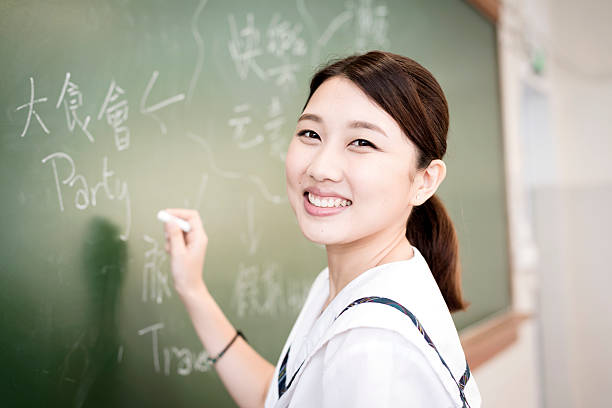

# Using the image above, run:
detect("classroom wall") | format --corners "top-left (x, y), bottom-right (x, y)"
top-left (545, 1), bottom-right (612, 406)
top-left (473, 0), bottom-right (612, 407)
top-left (470, 1), bottom-right (544, 406)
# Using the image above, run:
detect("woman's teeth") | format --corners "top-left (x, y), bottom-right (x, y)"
top-left (307, 192), bottom-right (352, 208)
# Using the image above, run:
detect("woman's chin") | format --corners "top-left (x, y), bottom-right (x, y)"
top-left (300, 229), bottom-right (343, 247)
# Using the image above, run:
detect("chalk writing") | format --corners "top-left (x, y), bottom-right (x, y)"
top-left (228, 13), bottom-right (267, 81)
top-left (182, 172), bottom-right (210, 210)
top-left (138, 323), bottom-right (164, 372)
top-left (194, 172), bottom-right (209, 210)
top-left (233, 262), bottom-right (283, 317)
top-left (140, 70), bottom-right (186, 135)
top-left (187, 131), bottom-right (287, 204)
top-left (15, 77), bottom-right (50, 137)
top-left (352, 0), bottom-right (389, 50)
top-left (187, 0), bottom-right (208, 103)
top-left (228, 13), bottom-right (306, 86)
top-left (142, 234), bottom-right (172, 304)
top-left (59, 329), bottom-right (88, 386)
top-left (97, 80), bottom-right (130, 151)
top-left (56, 72), bottom-right (94, 143)
top-left (138, 323), bottom-right (212, 376)
top-left (266, 63), bottom-right (300, 87)
top-left (318, 0), bottom-right (389, 50)
top-left (296, 0), bottom-right (320, 66)
top-left (239, 195), bottom-right (260, 255)
top-left (228, 103), bottom-right (264, 149)
top-left (117, 345), bottom-right (124, 362)
top-left (40, 152), bottom-right (131, 240)
top-left (225, 96), bottom-right (287, 159)
top-left (318, 9), bottom-right (352, 47)
top-left (233, 262), bottom-right (311, 317)
top-left (266, 13), bottom-right (307, 58)
top-left (264, 96), bottom-right (287, 161)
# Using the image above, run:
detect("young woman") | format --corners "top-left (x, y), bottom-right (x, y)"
top-left (163, 50), bottom-right (482, 407)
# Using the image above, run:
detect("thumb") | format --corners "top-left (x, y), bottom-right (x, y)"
top-left (166, 221), bottom-right (186, 255)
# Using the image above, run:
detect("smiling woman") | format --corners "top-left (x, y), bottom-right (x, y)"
top-left (164, 51), bottom-right (482, 408)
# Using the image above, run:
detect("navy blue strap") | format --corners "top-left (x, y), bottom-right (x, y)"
top-left (277, 345), bottom-right (304, 398)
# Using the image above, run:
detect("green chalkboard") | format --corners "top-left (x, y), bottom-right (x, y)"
top-left (0, 0), bottom-right (509, 406)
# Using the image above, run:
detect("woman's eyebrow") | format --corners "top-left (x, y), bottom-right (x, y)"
top-left (347, 120), bottom-right (388, 137)
top-left (298, 114), bottom-right (387, 138)
top-left (297, 113), bottom-right (322, 123)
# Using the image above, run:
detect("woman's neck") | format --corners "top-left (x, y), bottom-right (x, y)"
top-left (322, 227), bottom-right (414, 313)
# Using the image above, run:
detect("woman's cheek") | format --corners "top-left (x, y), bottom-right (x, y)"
top-left (353, 164), bottom-right (400, 211)
top-left (285, 139), bottom-right (307, 203)
top-left (285, 139), bottom-right (300, 184)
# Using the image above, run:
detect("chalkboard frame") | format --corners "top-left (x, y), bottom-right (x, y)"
top-left (458, 0), bottom-right (530, 370)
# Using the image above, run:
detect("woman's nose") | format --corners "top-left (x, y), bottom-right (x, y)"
top-left (306, 144), bottom-right (344, 182)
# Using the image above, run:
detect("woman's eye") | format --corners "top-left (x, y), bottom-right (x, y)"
top-left (296, 131), bottom-right (376, 149)
top-left (350, 139), bottom-right (376, 148)
top-left (297, 130), bottom-right (320, 140)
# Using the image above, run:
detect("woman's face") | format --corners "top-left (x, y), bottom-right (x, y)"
top-left (285, 76), bottom-right (419, 246)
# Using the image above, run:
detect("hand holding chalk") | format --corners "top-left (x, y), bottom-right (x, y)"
top-left (159, 209), bottom-right (209, 299)
top-left (157, 210), bottom-right (192, 232)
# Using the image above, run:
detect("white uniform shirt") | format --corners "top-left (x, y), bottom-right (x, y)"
top-left (264, 245), bottom-right (482, 408)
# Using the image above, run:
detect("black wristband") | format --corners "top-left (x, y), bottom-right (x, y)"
top-left (208, 330), bottom-right (247, 365)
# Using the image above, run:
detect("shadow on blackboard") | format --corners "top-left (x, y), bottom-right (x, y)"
top-left (57, 217), bottom-right (127, 407)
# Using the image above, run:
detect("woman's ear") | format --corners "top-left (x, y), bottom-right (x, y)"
top-left (413, 159), bottom-right (446, 205)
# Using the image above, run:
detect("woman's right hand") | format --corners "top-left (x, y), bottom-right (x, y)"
top-left (162, 208), bottom-right (209, 299)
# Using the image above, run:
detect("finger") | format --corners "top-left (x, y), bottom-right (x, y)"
top-left (164, 208), bottom-right (201, 222)
top-left (184, 224), bottom-right (207, 249)
top-left (163, 223), bottom-right (181, 253)
top-left (164, 208), bottom-right (206, 246)
top-left (164, 230), bottom-right (170, 252)
top-left (166, 221), bottom-right (186, 255)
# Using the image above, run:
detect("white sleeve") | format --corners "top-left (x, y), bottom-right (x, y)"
top-left (321, 326), bottom-right (457, 408)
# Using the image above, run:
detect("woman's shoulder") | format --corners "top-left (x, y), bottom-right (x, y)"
top-left (317, 326), bottom-right (481, 407)
top-left (318, 327), bottom-right (460, 406)
top-left (323, 326), bottom-right (435, 366)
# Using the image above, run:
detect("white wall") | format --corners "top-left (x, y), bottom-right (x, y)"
top-left (473, 1), bottom-right (612, 407)
top-left (548, 0), bottom-right (612, 187)
top-left (546, 1), bottom-right (612, 406)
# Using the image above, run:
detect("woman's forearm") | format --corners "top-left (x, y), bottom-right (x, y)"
top-left (180, 285), bottom-right (275, 408)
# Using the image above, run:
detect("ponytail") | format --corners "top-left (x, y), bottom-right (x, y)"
top-left (406, 194), bottom-right (469, 313)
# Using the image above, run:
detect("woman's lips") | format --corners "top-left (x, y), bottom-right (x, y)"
top-left (303, 193), bottom-right (351, 216)
top-left (304, 186), bottom-right (351, 202)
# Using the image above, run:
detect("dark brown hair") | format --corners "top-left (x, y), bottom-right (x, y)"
top-left (303, 50), bottom-right (468, 313)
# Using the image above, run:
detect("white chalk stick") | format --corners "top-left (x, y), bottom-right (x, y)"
top-left (157, 210), bottom-right (192, 232)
